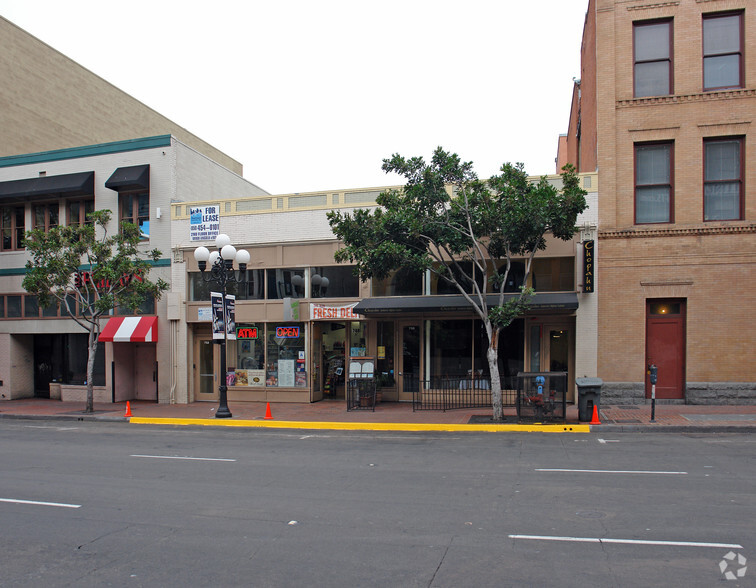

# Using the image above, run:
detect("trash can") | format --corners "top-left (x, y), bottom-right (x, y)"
top-left (576, 377), bottom-right (602, 422)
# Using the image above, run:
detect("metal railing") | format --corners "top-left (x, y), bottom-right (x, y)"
top-left (408, 376), bottom-right (518, 411)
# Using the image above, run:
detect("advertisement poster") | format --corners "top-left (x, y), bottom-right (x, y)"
top-left (211, 292), bottom-right (224, 340)
top-left (225, 294), bottom-right (236, 340)
top-left (189, 205), bottom-right (220, 242)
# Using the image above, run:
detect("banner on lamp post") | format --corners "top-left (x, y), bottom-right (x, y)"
top-left (225, 294), bottom-right (236, 340)
top-left (211, 292), bottom-right (224, 340)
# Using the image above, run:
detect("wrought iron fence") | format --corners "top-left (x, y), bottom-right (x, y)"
top-left (408, 376), bottom-right (518, 411)
top-left (347, 378), bottom-right (376, 411)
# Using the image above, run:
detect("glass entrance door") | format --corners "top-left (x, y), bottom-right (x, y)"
top-left (195, 336), bottom-right (218, 401)
top-left (399, 323), bottom-right (421, 401)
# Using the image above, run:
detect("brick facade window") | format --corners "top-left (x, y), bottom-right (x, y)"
top-left (1, 206), bottom-right (25, 251)
top-left (704, 137), bottom-right (743, 221)
top-left (634, 19), bottom-right (673, 98)
top-left (703, 12), bottom-right (744, 91)
top-left (635, 142), bottom-right (673, 224)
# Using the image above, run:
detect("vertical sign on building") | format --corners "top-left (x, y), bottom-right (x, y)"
top-left (583, 240), bottom-right (595, 293)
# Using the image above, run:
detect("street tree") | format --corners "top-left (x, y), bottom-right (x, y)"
top-left (327, 148), bottom-right (587, 420)
top-left (22, 210), bottom-right (168, 413)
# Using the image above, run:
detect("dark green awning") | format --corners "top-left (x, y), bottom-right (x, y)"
top-left (353, 293), bottom-right (578, 315)
top-left (0, 171), bottom-right (94, 202)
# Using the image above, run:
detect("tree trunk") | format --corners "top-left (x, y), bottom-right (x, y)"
top-left (487, 327), bottom-right (503, 421)
top-left (85, 329), bottom-right (97, 414)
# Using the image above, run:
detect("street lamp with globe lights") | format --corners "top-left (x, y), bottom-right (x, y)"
top-left (194, 234), bottom-right (250, 418)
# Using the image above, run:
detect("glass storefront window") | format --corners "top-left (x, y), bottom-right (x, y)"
top-left (532, 258), bottom-right (575, 292)
top-left (267, 269), bottom-right (305, 300)
top-left (429, 262), bottom-right (475, 294)
top-left (309, 266), bottom-right (359, 298)
top-left (376, 322), bottom-right (395, 388)
top-left (231, 323), bottom-right (265, 387)
top-left (529, 324), bottom-right (541, 372)
top-left (487, 260), bottom-right (526, 293)
top-left (7, 295), bottom-right (22, 318)
top-left (25, 296), bottom-right (39, 318)
top-left (189, 270), bottom-right (264, 301)
top-left (266, 322), bottom-right (306, 387)
top-left (430, 319), bottom-right (474, 379)
top-left (349, 321), bottom-right (367, 357)
top-left (371, 267), bottom-right (423, 296)
top-left (427, 319), bottom-right (523, 389)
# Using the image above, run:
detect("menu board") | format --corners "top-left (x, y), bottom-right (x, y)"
top-left (278, 359), bottom-right (295, 387)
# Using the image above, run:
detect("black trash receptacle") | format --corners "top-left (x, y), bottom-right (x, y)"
top-left (576, 377), bottom-right (603, 422)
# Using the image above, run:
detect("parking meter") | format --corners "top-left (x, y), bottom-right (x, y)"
top-left (648, 364), bottom-right (658, 385)
top-left (648, 364), bottom-right (658, 422)
top-left (535, 375), bottom-right (545, 396)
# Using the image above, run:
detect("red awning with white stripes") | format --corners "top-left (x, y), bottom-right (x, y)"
top-left (99, 316), bottom-right (158, 343)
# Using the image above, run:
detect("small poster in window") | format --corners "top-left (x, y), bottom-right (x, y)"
top-left (248, 369), bottom-right (265, 387)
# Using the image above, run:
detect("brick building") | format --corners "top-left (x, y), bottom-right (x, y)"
top-left (560, 0), bottom-right (756, 403)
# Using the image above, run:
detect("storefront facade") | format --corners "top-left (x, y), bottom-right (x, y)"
top-left (176, 175), bottom-right (598, 405)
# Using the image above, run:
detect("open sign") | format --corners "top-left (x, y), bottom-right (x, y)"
top-left (276, 326), bottom-right (300, 338)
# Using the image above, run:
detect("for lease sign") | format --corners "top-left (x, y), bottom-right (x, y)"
top-left (190, 205), bottom-right (220, 241)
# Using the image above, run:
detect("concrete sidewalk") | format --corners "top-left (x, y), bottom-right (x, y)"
top-left (1, 397), bottom-right (755, 432)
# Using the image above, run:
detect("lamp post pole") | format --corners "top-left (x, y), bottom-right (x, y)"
top-left (194, 234), bottom-right (250, 419)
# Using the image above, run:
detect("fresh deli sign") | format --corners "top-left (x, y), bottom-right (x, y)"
top-left (583, 240), bottom-right (595, 293)
top-left (310, 303), bottom-right (361, 320)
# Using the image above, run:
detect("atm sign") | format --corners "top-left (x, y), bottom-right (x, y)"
top-left (236, 327), bottom-right (259, 339)
top-left (276, 326), bottom-right (300, 338)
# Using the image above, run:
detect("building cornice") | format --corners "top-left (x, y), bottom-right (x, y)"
top-left (599, 224), bottom-right (756, 239)
top-left (617, 88), bottom-right (756, 108)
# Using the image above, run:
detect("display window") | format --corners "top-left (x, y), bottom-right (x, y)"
top-left (266, 322), bottom-right (307, 387)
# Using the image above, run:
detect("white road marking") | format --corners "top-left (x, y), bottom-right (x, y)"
top-left (25, 425), bottom-right (80, 431)
top-left (0, 498), bottom-right (81, 509)
top-left (597, 438), bottom-right (620, 444)
top-left (536, 468), bottom-right (687, 475)
top-left (130, 454), bottom-right (236, 462)
top-left (508, 534), bottom-right (742, 549)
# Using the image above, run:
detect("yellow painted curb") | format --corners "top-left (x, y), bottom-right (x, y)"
top-left (129, 417), bottom-right (590, 433)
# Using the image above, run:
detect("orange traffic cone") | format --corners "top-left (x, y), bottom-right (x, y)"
top-left (264, 402), bottom-right (273, 420)
top-left (124, 401), bottom-right (133, 417)
top-left (590, 404), bottom-right (601, 425)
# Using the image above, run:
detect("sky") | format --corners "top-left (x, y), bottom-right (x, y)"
top-left (1, 1), bottom-right (587, 195)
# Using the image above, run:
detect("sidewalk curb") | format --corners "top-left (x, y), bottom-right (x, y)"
top-left (129, 417), bottom-right (592, 433)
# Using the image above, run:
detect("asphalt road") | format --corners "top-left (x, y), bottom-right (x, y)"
top-left (0, 422), bottom-right (753, 587)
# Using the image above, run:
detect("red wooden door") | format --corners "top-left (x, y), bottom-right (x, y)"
top-left (645, 300), bottom-right (685, 399)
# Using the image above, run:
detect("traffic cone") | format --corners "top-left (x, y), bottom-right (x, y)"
top-left (124, 401), bottom-right (132, 418)
top-left (590, 404), bottom-right (601, 425)
top-left (264, 402), bottom-right (273, 420)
